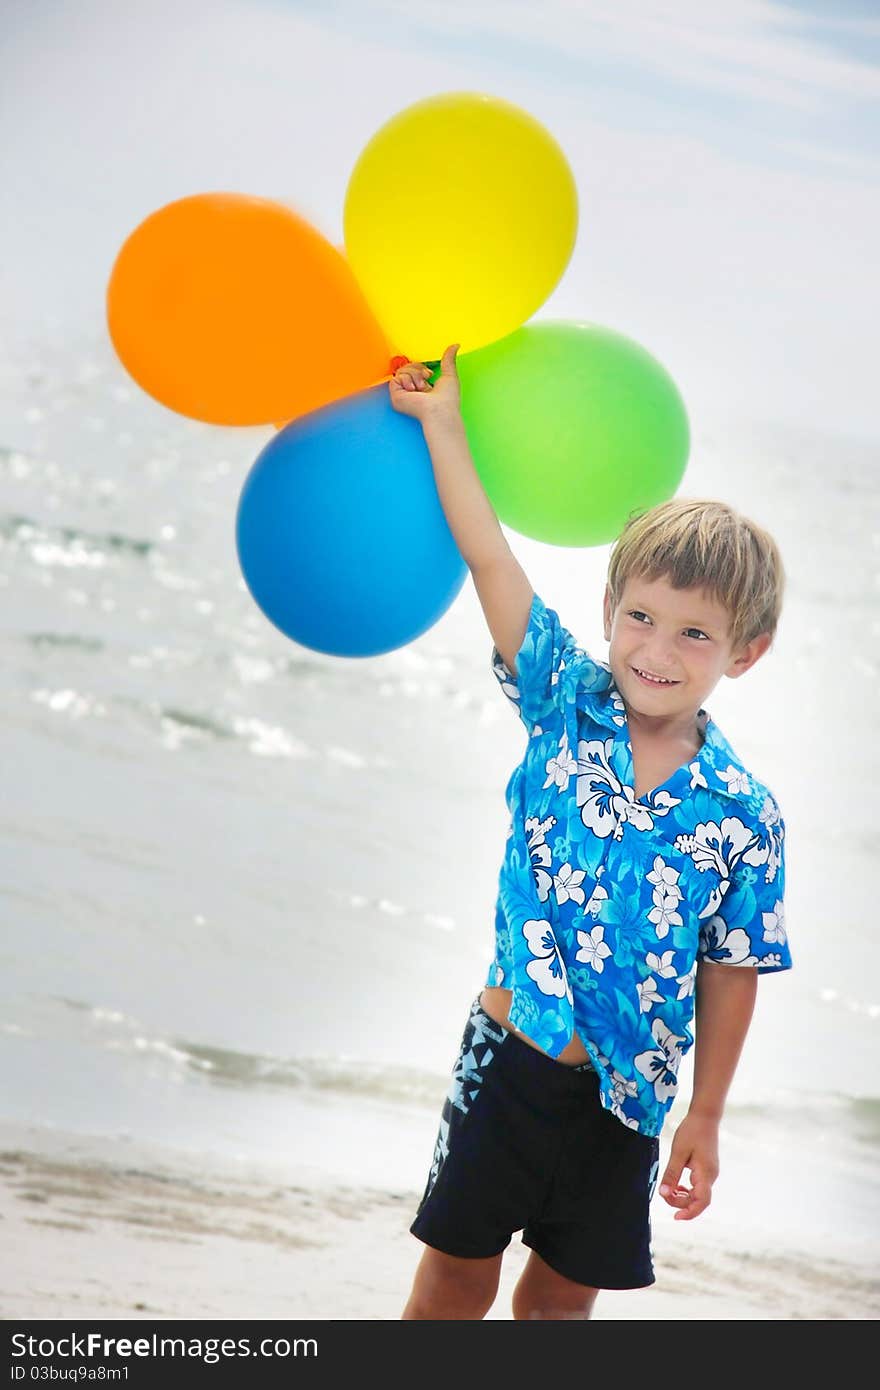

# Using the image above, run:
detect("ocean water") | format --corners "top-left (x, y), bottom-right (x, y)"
top-left (1, 335), bottom-right (878, 1299)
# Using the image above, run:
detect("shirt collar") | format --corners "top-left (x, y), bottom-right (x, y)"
top-left (577, 665), bottom-right (750, 803)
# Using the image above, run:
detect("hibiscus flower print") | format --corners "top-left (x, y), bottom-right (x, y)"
top-left (646, 855), bottom-right (683, 902)
top-left (576, 737), bottom-right (624, 839)
top-left (577, 738), bottom-right (681, 842)
top-left (635, 1018), bottom-right (686, 1102)
top-left (645, 950), bottom-right (677, 979)
top-left (698, 915), bottom-right (757, 965)
top-left (645, 856), bottom-right (684, 939)
top-left (637, 975), bottom-right (664, 1012)
top-left (674, 816), bottom-right (757, 918)
top-left (762, 900), bottom-right (786, 945)
top-left (522, 919), bottom-right (573, 1002)
top-left (575, 922), bottom-right (612, 973)
top-left (716, 764), bottom-right (752, 797)
top-left (648, 886), bottom-right (684, 939)
top-left (674, 816), bottom-right (753, 878)
top-left (554, 862), bottom-right (587, 906)
top-left (544, 727), bottom-right (577, 792)
top-left (524, 815), bottom-right (557, 903)
top-left (676, 963), bottom-right (697, 1000)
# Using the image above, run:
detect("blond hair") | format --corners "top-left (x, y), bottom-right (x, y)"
top-left (606, 498), bottom-right (785, 652)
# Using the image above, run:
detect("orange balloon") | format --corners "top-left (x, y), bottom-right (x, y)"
top-left (273, 240), bottom-right (393, 431)
top-left (107, 193), bottom-right (393, 426)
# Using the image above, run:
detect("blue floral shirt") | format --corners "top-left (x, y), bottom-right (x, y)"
top-left (486, 591), bottom-right (792, 1137)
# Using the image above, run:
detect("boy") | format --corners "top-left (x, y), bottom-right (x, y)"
top-left (389, 345), bottom-right (791, 1320)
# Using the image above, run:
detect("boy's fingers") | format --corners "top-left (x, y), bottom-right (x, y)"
top-left (660, 1157), bottom-right (697, 1210)
top-left (673, 1180), bottom-right (712, 1221)
top-left (662, 1186), bottom-right (691, 1209)
top-left (659, 1162), bottom-right (683, 1199)
top-left (661, 1160), bottom-right (714, 1219)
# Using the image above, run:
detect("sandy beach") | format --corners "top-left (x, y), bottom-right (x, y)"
top-left (2, 1119), bottom-right (876, 1322)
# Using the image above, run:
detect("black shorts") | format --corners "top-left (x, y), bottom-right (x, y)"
top-left (410, 995), bottom-right (660, 1290)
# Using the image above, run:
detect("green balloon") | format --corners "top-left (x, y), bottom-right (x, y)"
top-left (457, 321), bottom-right (690, 547)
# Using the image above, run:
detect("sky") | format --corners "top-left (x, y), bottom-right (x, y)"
top-left (1, 0), bottom-right (879, 437)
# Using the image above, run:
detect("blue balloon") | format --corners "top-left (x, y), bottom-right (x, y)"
top-left (235, 383), bottom-right (468, 656)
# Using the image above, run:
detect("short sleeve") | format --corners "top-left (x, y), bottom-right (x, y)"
top-left (697, 806), bottom-right (791, 974)
top-left (490, 591), bottom-right (605, 734)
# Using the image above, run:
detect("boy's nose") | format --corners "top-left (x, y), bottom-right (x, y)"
top-left (639, 649), bottom-right (678, 675)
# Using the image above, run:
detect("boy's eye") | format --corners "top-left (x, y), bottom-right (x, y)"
top-left (628, 612), bottom-right (708, 640)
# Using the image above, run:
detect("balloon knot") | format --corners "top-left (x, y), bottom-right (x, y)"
top-left (389, 355), bottom-right (411, 373)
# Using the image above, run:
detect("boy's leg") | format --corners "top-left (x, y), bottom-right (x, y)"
top-left (402, 1245), bottom-right (504, 1320)
top-left (511, 1250), bottom-right (599, 1321)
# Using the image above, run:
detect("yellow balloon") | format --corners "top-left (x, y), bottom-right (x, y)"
top-left (343, 91), bottom-right (578, 359)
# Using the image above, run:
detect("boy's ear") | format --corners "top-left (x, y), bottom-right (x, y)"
top-left (602, 584), bottom-right (613, 641)
top-left (724, 631), bottom-right (773, 679)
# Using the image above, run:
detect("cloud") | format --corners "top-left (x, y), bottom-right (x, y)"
top-left (298, 0), bottom-right (880, 109)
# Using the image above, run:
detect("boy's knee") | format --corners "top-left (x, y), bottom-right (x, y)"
top-left (511, 1253), bottom-right (599, 1320)
top-left (403, 1245), bottom-right (502, 1319)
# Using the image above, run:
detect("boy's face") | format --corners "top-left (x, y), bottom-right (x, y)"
top-left (602, 573), bottom-right (771, 727)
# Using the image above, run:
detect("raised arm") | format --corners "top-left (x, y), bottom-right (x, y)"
top-left (389, 345), bottom-right (534, 673)
top-left (470, 552), bottom-right (534, 677)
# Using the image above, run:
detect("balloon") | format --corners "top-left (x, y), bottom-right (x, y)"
top-left (343, 92), bottom-right (578, 360)
top-left (457, 321), bottom-right (690, 547)
top-left (107, 192), bottom-right (392, 426)
top-left (272, 241), bottom-right (390, 433)
top-left (236, 384), bottom-right (467, 656)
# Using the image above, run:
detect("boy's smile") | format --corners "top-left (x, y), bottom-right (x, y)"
top-left (602, 574), bottom-right (771, 742)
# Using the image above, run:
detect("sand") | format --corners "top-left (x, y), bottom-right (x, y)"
top-left (1, 1119), bottom-right (875, 1322)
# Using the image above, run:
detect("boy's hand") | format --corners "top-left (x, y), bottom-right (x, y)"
top-left (658, 1113), bottom-right (720, 1221)
top-left (389, 342), bottom-right (462, 425)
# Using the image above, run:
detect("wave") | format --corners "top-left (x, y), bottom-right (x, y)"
top-left (0, 508), bottom-right (155, 560)
top-left (26, 632), bottom-right (105, 652)
top-left (51, 998), bottom-right (450, 1109)
top-left (54, 997), bottom-right (880, 1133)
